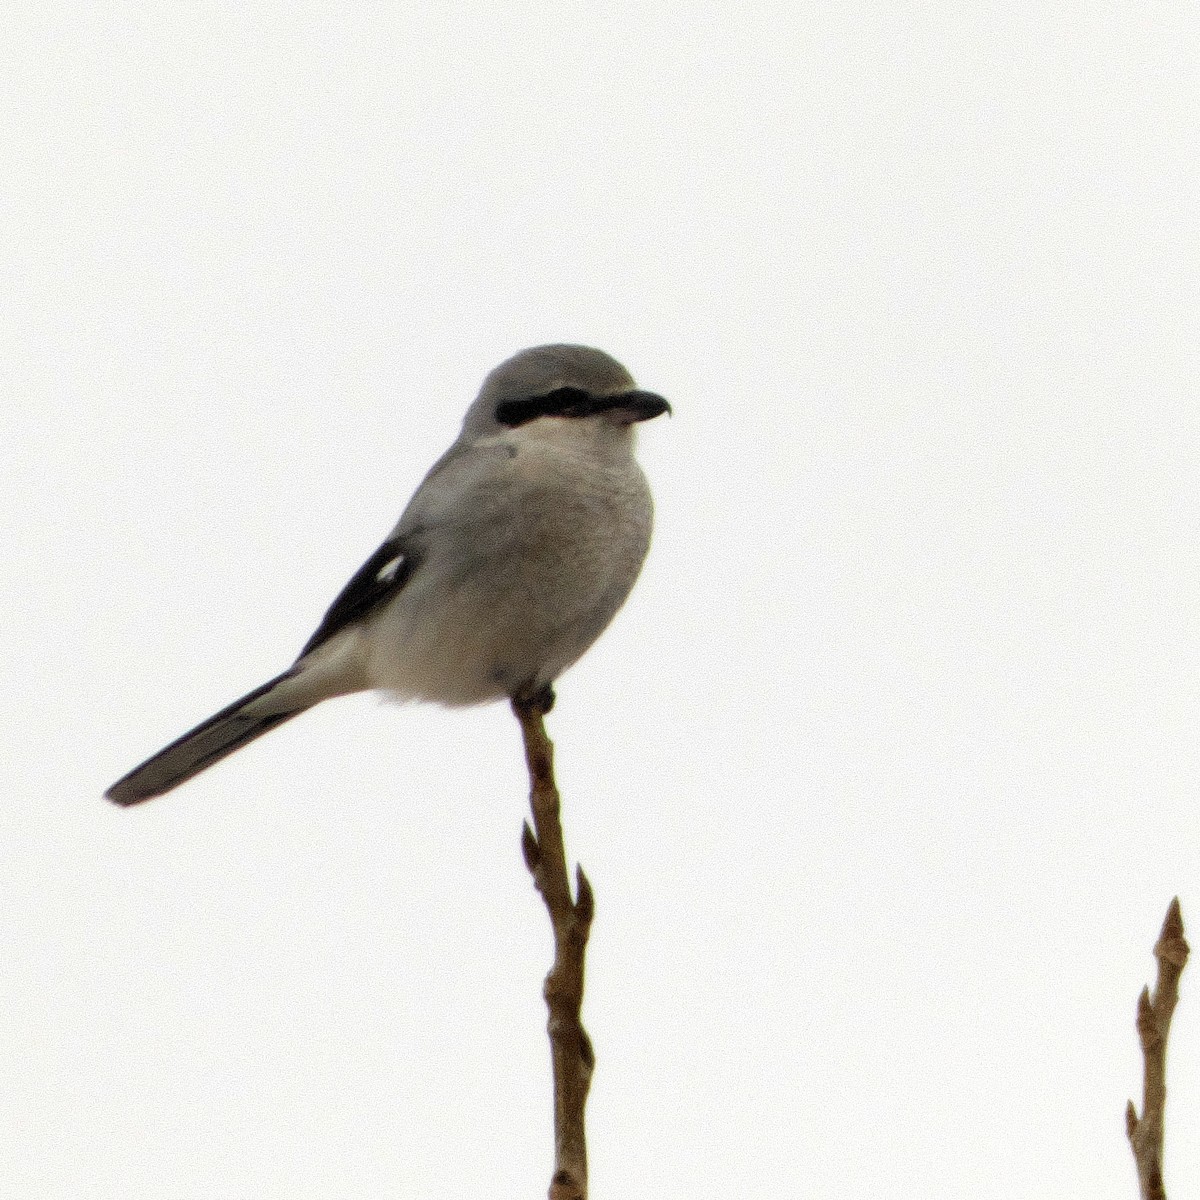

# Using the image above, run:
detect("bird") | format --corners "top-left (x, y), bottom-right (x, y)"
top-left (105, 344), bottom-right (670, 805)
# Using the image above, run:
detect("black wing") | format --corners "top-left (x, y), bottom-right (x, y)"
top-left (299, 536), bottom-right (416, 656)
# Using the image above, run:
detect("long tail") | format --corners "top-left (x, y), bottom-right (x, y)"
top-left (105, 671), bottom-right (311, 806)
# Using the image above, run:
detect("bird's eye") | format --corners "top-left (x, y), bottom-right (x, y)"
top-left (540, 387), bottom-right (592, 409)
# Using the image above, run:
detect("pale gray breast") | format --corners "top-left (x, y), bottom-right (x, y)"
top-left (443, 441), bottom-right (652, 684)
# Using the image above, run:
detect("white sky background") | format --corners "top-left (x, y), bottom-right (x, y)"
top-left (1, 2), bottom-right (1197, 1196)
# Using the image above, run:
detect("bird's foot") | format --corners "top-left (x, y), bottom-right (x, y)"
top-left (513, 683), bottom-right (556, 717)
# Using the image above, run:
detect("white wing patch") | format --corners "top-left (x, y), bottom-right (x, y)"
top-left (375, 553), bottom-right (405, 584)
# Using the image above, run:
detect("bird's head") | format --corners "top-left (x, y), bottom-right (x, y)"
top-left (461, 344), bottom-right (670, 442)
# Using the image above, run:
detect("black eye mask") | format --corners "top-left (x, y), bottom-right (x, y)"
top-left (494, 387), bottom-right (595, 427)
top-left (494, 387), bottom-right (669, 428)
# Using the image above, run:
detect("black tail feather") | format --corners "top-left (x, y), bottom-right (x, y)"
top-left (105, 672), bottom-right (308, 806)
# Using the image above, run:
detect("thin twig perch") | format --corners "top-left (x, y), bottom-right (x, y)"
top-left (1126, 897), bottom-right (1190, 1200)
top-left (514, 694), bottom-right (595, 1200)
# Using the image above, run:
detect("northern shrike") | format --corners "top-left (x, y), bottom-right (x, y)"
top-left (106, 344), bottom-right (669, 806)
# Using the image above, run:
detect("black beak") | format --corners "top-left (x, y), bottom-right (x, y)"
top-left (601, 390), bottom-right (672, 423)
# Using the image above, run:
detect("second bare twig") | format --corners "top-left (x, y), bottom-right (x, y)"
top-left (1126, 897), bottom-right (1190, 1200)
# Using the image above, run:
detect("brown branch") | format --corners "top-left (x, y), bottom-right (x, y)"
top-left (1126, 897), bottom-right (1190, 1200)
top-left (514, 694), bottom-right (595, 1200)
